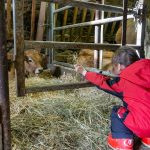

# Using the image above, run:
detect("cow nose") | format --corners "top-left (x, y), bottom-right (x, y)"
top-left (35, 68), bottom-right (43, 74)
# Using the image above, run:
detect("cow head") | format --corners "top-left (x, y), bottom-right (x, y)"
top-left (24, 49), bottom-right (46, 76)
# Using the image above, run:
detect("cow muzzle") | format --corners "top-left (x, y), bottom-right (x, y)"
top-left (35, 68), bottom-right (43, 74)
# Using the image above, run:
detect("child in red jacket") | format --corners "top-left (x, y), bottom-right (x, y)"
top-left (74, 46), bottom-right (150, 150)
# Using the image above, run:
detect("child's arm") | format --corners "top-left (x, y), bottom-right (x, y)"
top-left (74, 64), bottom-right (124, 98)
top-left (85, 72), bottom-right (124, 98)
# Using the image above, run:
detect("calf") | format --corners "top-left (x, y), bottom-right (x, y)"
top-left (8, 49), bottom-right (46, 79)
top-left (24, 49), bottom-right (45, 76)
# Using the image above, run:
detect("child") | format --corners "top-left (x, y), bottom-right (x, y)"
top-left (74, 46), bottom-right (150, 150)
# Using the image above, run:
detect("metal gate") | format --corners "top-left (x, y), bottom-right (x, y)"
top-left (12, 0), bottom-right (146, 96)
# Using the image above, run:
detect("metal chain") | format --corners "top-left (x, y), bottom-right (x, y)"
top-left (132, 0), bottom-right (143, 31)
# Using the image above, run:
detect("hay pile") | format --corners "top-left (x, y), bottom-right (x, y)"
top-left (9, 74), bottom-right (121, 150)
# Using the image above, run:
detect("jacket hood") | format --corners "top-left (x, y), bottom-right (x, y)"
top-left (120, 59), bottom-right (150, 88)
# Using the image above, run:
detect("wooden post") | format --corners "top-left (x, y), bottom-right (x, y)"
top-left (62, 9), bottom-right (68, 41)
top-left (0, 121), bottom-right (2, 150)
top-left (70, 7), bottom-right (78, 41)
top-left (6, 0), bottom-right (12, 40)
top-left (86, 10), bottom-right (95, 42)
top-left (0, 0), bottom-right (11, 149)
top-left (103, 12), bottom-right (111, 36)
top-left (13, 0), bottom-right (25, 96)
top-left (36, 2), bottom-right (47, 41)
top-left (30, 0), bottom-right (36, 40)
top-left (80, 8), bottom-right (87, 41)
top-left (54, 3), bottom-right (59, 27)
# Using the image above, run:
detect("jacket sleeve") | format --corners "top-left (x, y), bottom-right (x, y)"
top-left (85, 72), bottom-right (124, 98)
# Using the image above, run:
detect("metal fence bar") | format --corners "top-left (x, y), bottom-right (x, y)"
top-left (47, 3), bottom-right (55, 65)
top-left (69, 1), bottom-right (124, 13)
top-left (54, 15), bottom-right (134, 31)
top-left (39, 0), bottom-right (72, 5)
top-left (25, 40), bottom-right (141, 50)
top-left (54, 61), bottom-right (74, 68)
top-left (25, 41), bottom-right (121, 50)
top-left (138, 0), bottom-right (146, 58)
top-left (99, 0), bottom-right (105, 69)
top-left (54, 6), bottom-right (72, 13)
top-left (94, 3), bottom-right (100, 68)
top-left (41, 0), bottom-right (133, 14)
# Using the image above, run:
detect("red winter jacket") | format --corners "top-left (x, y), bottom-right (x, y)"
top-left (85, 59), bottom-right (150, 138)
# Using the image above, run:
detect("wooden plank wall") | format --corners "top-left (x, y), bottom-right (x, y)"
top-left (29, 1), bottom-right (120, 43)
top-left (54, 3), bottom-right (96, 42)
top-left (54, 3), bottom-right (119, 43)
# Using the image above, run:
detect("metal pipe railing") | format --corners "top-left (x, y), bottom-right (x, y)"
top-left (54, 15), bottom-right (134, 31)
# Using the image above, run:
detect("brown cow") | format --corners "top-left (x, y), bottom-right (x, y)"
top-left (77, 20), bottom-right (138, 70)
top-left (115, 19), bottom-right (136, 44)
top-left (77, 49), bottom-right (114, 70)
top-left (8, 49), bottom-right (46, 79)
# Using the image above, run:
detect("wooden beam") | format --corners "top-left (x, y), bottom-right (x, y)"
top-left (103, 12), bottom-right (112, 36)
top-left (26, 82), bottom-right (94, 93)
top-left (80, 8), bottom-right (87, 41)
top-left (36, 2), bottom-right (47, 41)
top-left (62, 9), bottom-right (69, 41)
top-left (72, 7), bottom-right (78, 27)
top-left (54, 3), bottom-right (59, 27)
top-left (25, 40), bottom-right (141, 50)
top-left (6, 0), bottom-right (12, 40)
top-left (30, 0), bottom-right (36, 40)
top-left (86, 10), bottom-right (95, 42)
top-left (70, 7), bottom-right (78, 41)
top-left (0, 0), bottom-right (11, 149)
top-left (14, 0), bottom-right (25, 96)
top-left (54, 6), bottom-right (72, 13)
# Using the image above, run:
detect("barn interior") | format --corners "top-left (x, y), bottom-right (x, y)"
top-left (2, 0), bottom-right (150, 149)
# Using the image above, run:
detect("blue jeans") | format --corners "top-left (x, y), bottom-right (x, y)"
top-left (111, 105), bottom-right (133, 139)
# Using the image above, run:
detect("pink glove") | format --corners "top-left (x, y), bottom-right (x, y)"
top-left (74, 64), bottom-right (87, 76)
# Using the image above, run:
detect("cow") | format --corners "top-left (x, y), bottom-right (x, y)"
top-left (76, 20), bottom-right (140, 70)
top-left (115, 19), bottom-right (137, 44)
top-left (77, 49), bottom-right (114, 71)
top-left (8, 49), bottom-right (47, 79)
top-left (115, 19), bottom-right (150, 58)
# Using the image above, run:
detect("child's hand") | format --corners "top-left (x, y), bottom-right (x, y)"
top-left (74, 64), bottom-right (87, 76)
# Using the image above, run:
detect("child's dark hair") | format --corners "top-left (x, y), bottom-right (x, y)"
top-left (112, 46), bottom-right (140, 67)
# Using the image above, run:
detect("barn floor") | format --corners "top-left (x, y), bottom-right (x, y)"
top-left (9, 74), bottom-right (149, 150)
